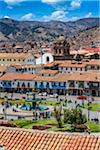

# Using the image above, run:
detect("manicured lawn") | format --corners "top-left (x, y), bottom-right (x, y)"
top-left (9, 119), bottom-right (57, 128)
top-left (38, 100), bottom-right (60, 106)
top-left (86, 122), bottom-right (100, 132)
top-left (0, 98), bottom-right (26, 104)
top-left (0, 98), bottom-right (59, 106)
top-left (84, 103), bottom-right (100, 111)
top-left (9, 120), bottom-right (100, 132)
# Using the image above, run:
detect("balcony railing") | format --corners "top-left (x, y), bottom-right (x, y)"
top-left (69, 83), bottom-right (75, 88)
top-left (78, 84), bottom-right (84, 88)
top-left (89, 84), bottom-right (99, 89)
top-left (52, 85), bottom-right (66, 89)
top-left (39, 85), bottom-right (45, 89)
top-left (34, 84), bottom-right (66, 89)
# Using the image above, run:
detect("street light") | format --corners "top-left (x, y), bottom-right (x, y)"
top-left (65, 91), bottom-right (68, 107)
top-left (4, 96), bottom-right (7, 120)
top-left (83, 89), bottom-right (90, 121)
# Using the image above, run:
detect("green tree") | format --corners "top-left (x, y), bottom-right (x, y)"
top-left (64, 108), bottom-right (87, 130)
top-left (54, 103), bottom-right (63, 128)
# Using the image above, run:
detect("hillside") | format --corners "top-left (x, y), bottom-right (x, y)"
top-left (0, 17), bottom-right (99, 50)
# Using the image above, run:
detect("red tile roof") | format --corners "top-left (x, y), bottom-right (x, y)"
top-left (84, 48), bottom-right (100, 53)
top-left (0, 127), bottom-right (99, 150)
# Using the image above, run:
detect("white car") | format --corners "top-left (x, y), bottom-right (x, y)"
top-left (42, 92), bottom-right (47, 96)
top-left (50, 94), bottom-right (58, 98)
top-left (50, 95), bottom-right (54, 98)
top-left (38, 92), bottom-right (47, 96)
top-left (38, 93), bottom-right (42, 96)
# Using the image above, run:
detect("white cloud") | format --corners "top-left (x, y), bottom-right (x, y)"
top-left (4, 15), bottom-right (11, 19)
top-left (85, 12), bottom-right (92, 18)
top-left (70, 16), bottom-right (79, 21)
top-left (7, 5), bottom-right (13, 9)
top-left (41, 0), bottom-right (62, 4)
top-left (43, 10), bottom-right (68, 21)
top-left (4, 0), bottom-right (23, 5)
top-left (21, 13), bottom-right (35, 21)
top-left (71, 0), bottom-right (81, 9)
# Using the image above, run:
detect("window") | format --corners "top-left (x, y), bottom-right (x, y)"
top-left (46, 56), bottom-right (50, 62)
top-left (64, 82), bottom-right (66, 86)
top-left (40, 82), bottom-right (43, 86)
top-left (3, 59), bottom-right (5, 61)
top-left (59, 49), bottom-right (61, 54)
top-left (35, 82), bottom-right (37, 86)
top-left (46, 82), bottom-right (49, 87)
top-left (14, 59), bottom-right (16, 61)
top-left (17, 82), bottom-right (20, 87)
top-left (22, 82), bottom-right (25, 87)
top-left (27, 82), bottom-right (30, 87)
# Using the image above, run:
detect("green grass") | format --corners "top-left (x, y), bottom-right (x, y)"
top-left (9, 120), bottom-right (100, 132)
top-left (9, 119), bottom-right (57, 129)
top-left (0, 98), bottom-right (59, 107)
top-left (84, 103), bottom-right (100, 111)
top-left (0, 98), bottom-right (26, 105)
top-left (38, 100), bottom-right (60, 106)
top-left (86, 122), bottom-right (100, 132)
top-left (9, 119), bottom-right (72, 132)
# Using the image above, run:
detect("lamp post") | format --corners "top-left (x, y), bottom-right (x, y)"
top-left (4, 96), bottom-right (7, 120)
top-left (65, 90), bottom-right (68, 107)
top-left (84, 89), bottom-right (90, 122)
top-left (83, 90), bottom-right (90, 121)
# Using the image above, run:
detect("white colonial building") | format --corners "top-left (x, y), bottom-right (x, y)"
top-left (35, 53), bottom-right (54, 64)
top-left (0, 71), bottom-right (99, 97)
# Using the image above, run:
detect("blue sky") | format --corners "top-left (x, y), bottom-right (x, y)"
top-left (0, 0), bottom-right (99, 21)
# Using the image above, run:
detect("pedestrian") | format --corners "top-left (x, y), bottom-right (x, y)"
top-left (3, 108), bottom-right (5, 113)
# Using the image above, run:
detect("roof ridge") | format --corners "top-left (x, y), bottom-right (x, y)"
top-left (0, 127), bottom-right (98, 137)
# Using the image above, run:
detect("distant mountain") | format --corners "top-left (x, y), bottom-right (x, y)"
top-left (0, 17), bottom-right (99, 47)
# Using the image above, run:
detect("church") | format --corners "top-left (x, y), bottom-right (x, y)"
top-left (53, 35), bottom-right (71, 60)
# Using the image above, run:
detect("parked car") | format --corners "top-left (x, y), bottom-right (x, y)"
top-left (42, 92), bottom-right (47, 96)
top-left (38, 93), bottom-right (42, 96)
top-left (50, 93), bottom-right (58, 98)
top-left (38, 92), bottom-right (47, 96)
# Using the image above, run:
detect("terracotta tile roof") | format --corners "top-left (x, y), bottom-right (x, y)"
top-left (43, 61), bottom-right (63, 68)
top-left (84, 48), bottom-right (100, 52)
top-left (0, 65), bottom-right (7, 72)
top-left (68, 72), bottom-right (100, 82)
top-left (33, 75), bottom-right (53, 82)
top-left (59, 62), bottom-right (86, 68)
top-left (37, 69), bottom-right (59, 75)
top-left (0, 127), bottom-right (99, 150)
top-left (12, 64), bottom-right (43, 69)
top-left (0, 73), bottom-right (36, 81)
top-left (0, 71), bottom-right (100, 82)
top-left (0, 53), bottom-right (27, 59)
top-left (84, 60), bottom-right (100, 66)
